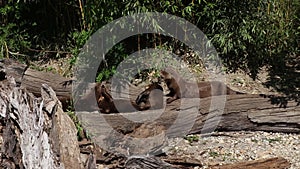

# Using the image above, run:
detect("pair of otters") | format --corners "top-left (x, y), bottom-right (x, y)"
top-left (94, 68), bottom-right (243, 113)
top-left (95, 83), bottom-right (163, 113)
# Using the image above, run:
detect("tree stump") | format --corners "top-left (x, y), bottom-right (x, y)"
top-left (0, 76), bottom-right (82, 168)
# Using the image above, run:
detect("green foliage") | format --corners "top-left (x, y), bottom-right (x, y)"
top-left (66, 108), bottom-right (88, 141)
top-left (96, 68), bottom-right (115, 82)
top-left (68, 29), bottom-right (92, 66)
top-left (209, 151), bottom-right (219, 158)
top-left (0, 3), bottom-right (31, 59)
top-left (1, 0), bottom-right (298, 102)
top-left (184, 135), bottom-right (200, 143)
top-left (95, 43), bottom-right (128, 82)
top-left (192, 0), bottom-right (298, 79)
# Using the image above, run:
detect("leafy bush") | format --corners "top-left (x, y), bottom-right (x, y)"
top-left (0, 0), bottom-right (298, 101)
top-left (0, 3), bottom-right (31, 60)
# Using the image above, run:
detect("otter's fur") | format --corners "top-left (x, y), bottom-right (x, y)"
top-left (160, 69), bottom-right (244, 103)
top-left (97, 82), bottom-right (164, 113)
top-left (97, 84), bottom-right (149, 113)
top-left (135, 82), bottom-right (164, 110)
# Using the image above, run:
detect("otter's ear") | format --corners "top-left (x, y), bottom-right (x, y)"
top-left (101, 85), bottom-right (110, 93)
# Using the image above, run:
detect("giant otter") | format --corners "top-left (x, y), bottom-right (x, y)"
top-left (75, 82), bottom-right (140, 113)
top-left (99, 83), bottom-right (164, 113)
top-left (97, 84), bottom-right (147, 113)
top-left (76, 81), bottom-right (164, 113)
top-left (135, 82), bottom-right (164, 110)
top-left (160, 68), bottom-right (244, 103)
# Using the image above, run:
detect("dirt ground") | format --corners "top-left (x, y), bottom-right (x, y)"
top-left (224, 69), bottom-right (278, 95)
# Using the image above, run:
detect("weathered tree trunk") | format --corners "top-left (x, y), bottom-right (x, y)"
top-left (77, 94), bottom-right (300, 140)
top-left (0, 76), bottom-right (82, 168)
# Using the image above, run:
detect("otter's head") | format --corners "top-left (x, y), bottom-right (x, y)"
top-left (96, 84), bottom-right (113, 104)
top-left (160, 70), bottom-right (172, 81)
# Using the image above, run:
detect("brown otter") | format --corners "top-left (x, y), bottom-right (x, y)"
top-left (135, 82), bottom-right (164, 110)
top-left (77, 81), bottom-right (164, 113)
top-left (160, 68), bottom-right (244, 103)
top-left (74, 82), bottom-right (140, 113)
top-left (96, 84), bottom-right (146, 113)
top-left (97, 83), bottom-right (164, 113)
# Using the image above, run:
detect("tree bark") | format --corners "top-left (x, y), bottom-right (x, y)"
top-left (0, 76), bottom-right (82, 168)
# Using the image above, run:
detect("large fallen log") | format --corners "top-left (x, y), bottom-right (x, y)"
top-left (77, 94), bottom-right (300, 156)
top-left (0, 59), bottom-right (73, 109)
top-left (78, 94), bottom-right (300, 135)
top-left (0, 59), bottom-right (144, 111)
